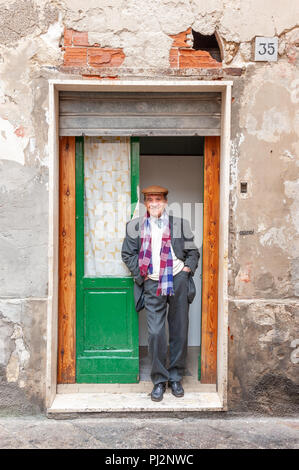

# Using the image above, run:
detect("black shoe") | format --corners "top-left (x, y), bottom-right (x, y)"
top-left (169, 381), bottom-right (184, 397)
top-left (151, 382), bottom-right (166, 402)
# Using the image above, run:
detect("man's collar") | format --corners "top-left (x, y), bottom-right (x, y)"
top-left (149, 208), bottom-right (167, 219)
top-left (150, 214), bottom-right (163, 228)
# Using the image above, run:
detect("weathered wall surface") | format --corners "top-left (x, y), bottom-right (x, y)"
top-left (0, 0), bottom-right (298, 414)
top-left (228, 63), bottom-right (299, 413)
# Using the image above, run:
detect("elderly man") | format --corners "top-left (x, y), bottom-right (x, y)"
top-left (121, 185), bottom-right (200, 401)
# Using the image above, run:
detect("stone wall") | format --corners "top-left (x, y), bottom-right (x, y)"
top-left (0, 0), bottom-right (298, 414)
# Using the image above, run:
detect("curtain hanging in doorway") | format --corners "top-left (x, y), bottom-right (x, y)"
top-left (84, 136), bottom-right (131, 276)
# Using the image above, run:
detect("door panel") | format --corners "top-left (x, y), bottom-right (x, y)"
top-left (75, 136), bottom-right (139, 383)
top-left (84, 291), bottom-right (129, 350)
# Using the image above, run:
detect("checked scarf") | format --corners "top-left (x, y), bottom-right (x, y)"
top-left (138, 210), bottom-right (174, 296)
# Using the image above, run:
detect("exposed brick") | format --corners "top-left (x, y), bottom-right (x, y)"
top-left (168, 27), bottom-right (224, 69)
top-left (64, 28), bottom-right (73, 46)
top-left (169, 28), bottom-right (191, 48)
top-left (64, 47), bottom-right (87, 66)
top-left (73, 30), bottom-right (89, 46)
top-left (179, 49), bottom-right (222, 68)
top-left (169, 48), bottom-right (179, 68)
top-left (88, 47), bottom-right (125, 67)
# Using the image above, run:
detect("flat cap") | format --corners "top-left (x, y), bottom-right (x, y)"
top-left (141, 185), bottom-right (168, 195)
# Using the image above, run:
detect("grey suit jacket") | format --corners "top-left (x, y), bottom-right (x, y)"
top-left (121, 215), bottom-right (200, 311)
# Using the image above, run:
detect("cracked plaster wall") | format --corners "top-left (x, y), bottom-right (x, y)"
top-left (0, 0), bottom-right (298, 414)
top-left (228, 62), bottom-right (299, 413)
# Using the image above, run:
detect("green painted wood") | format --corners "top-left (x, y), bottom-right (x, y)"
top-left (75, 136), bottom-right (85, 384)
top-left (75, 136), bottom-right (139, 383)
top-left (130, 137), bottom-right (139, 218)
top-left (198, 348), bottom-right (201, 381)
top-left (83, 277), bottom-right (133, 289)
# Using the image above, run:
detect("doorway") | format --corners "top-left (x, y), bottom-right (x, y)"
top-left (57, 134), bottom-right (220, 387)
top-left (55, 88), bottom-right (223, 390)
top-left (48, 81), bottom-right (231, 412)
top-left (138, 137), bottom-right (204, 386)
top-left (73, 136), bottom-right (205, 385)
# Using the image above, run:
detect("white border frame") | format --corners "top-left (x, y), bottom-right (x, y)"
top-left (46, 80), bottom-right (232, 410)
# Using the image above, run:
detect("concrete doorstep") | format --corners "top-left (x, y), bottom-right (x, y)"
top-left (48, 389), bottom-right (222, 415)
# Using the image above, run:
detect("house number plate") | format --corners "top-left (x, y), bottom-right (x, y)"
top-left (255, 37), bottom-right (278, 62)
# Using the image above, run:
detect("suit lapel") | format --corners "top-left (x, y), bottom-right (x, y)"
top-left (137, 217), bottom-right (142, 250)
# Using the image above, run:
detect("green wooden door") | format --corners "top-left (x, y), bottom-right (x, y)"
top-left (75, 136), bottom-right (140, 383)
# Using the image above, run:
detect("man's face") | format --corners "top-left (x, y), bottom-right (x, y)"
top-left (144, 193), bottom-right (167, 218)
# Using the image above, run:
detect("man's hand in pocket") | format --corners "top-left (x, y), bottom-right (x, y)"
top-left (182, 266), bottom-right (191, 273)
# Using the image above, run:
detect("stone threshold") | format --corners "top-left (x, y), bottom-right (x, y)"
top-left (57, 382), bottom-right (217, 394)
top-left (48, 390), bottom-right (223, 414)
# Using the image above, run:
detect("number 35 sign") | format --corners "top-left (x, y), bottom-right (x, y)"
top-left (255, 37), bottom-right (278, 61)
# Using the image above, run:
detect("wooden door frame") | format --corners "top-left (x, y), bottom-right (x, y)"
top-left (46, 80), bottom-right (232, 409)
top-left (201, 136), bottom-right (220, 383)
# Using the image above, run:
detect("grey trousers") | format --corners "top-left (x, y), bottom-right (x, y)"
top-left (143, 270), bottom-right (190, 385)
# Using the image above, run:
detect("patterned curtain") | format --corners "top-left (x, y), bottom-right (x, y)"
top-left (84, 136), bottom-right (131, 277)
